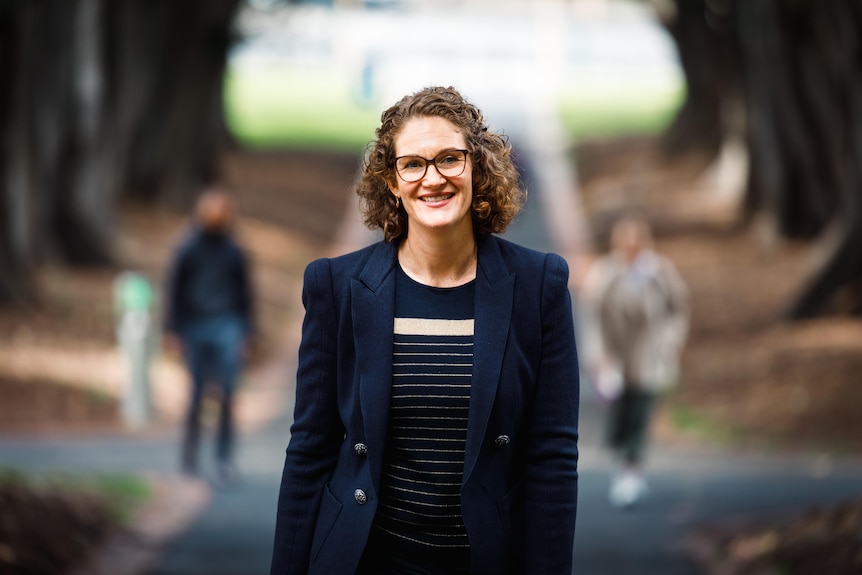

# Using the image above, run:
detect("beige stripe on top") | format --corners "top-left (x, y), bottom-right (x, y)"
top-left (393, 318), bottom-right (475, 337)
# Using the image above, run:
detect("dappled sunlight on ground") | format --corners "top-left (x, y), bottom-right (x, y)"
top-left (0, 148), bottom-right (360, 437)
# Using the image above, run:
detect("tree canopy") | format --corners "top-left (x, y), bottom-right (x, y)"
top-left (2, 0), bottom-right (861, 320)
top-left (657, 0), bottom-right (862, 318)
top-left (0, 0), bottom-right (240, 302)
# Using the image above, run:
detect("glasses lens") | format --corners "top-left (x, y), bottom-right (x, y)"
top-left (395, 150), bottom-right (467, 182)
top-left (396, 156), bottom-right (426, 182)
top-left (434, 150), bottom-right (467, 177)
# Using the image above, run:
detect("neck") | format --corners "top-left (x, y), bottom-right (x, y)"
top-left (398, 227), bottom-right (477, 288)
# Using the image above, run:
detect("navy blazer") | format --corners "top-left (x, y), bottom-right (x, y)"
top-left (271, 235), bottom-right (580, 575)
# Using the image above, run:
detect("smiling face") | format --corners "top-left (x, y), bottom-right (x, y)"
top-left (389, 116), bottom-right (474, 239)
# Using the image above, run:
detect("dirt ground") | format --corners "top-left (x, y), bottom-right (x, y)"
top-left (1, 140), bottom-right (861, 573)
top-left (687, 498), bottom-right (862, 575)
top-left (0, 479), bottom-right (115, 575)
top-left (576, 136), bottom-right (862, 455)
top-left (0, 148), bottom-right (359, 436)
top-left (576, 136), bottom-right (862, 574)
top-left (0, 147), bottom-right (360, 575)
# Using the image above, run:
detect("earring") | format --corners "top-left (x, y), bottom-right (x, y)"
top-left (395, 196), bottom-right (401, 209)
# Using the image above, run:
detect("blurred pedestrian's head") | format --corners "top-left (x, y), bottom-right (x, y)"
top-left (195, 185), bottom-right (235, 233)
top-left (357, 86), bottom-right (525, 242)
top-left (611, 216), bottom-right (653, 264)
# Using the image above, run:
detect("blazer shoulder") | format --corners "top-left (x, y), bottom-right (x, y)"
top-left (304, 241), bottom-right (396, 289)
top-left (305, 242), bottom-right (375, 274)
top-left (490, 235), bottom-right (568, 278)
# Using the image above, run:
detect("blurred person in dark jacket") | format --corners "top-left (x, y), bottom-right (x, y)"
top-left (164, 185), bottom-right (254, 481)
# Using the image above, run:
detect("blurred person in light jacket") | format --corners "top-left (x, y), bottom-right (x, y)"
top-left (580, 215), bottom-right (688, 508)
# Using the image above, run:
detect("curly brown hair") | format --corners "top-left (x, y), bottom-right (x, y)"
top-left (356, 86), bottom-right (525, 242)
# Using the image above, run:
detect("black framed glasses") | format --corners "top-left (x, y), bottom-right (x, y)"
top-left (393, 149), bottom-right (469, 183)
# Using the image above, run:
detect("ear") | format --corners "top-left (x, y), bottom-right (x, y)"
top-left (388, 180), bottom-right (400, 195)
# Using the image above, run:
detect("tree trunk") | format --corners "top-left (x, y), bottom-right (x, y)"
top-left (26, 0), bottom-right (114, 266)
top-left (783, 0), bottom-right (862, 318)
top-left (738, 0), bottom-right (847, 241)
top-left (0, 0), bottom-right (241, 303)
top-left (0, 2), bottom-right (36, 302)
top-left (116, 0), bottom-right (240, 207)
top-left (66, 0), bottom-right (115, 264)
top-left (661, 0), bottom-right (862, 318)
top-left (660, 0), bottom-right (741, 158)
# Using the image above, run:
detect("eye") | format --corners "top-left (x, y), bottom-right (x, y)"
top-left (398, 157), bottom-right (424, 170)
top-left (437, 153), bottom-right (462, 165)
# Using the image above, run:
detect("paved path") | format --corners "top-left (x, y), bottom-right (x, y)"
top-left (2, 113), bottom-right (862, 575)
top-left (503, 96), bottom-right (862, 574)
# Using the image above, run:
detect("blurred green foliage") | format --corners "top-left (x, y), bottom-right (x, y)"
top-left (557, 79), bottom-right (684, 141)
top-left (0, 467), bottom-right (151, 525)
top-left (224, 66), bottom-right (684, 150)
top-left (224, 67), bottom-right (379, 151)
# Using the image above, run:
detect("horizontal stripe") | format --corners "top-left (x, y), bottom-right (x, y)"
top-left (383, 474), bottom-right (461, 487)
top-left (392, 415), bottom-right (467, 421)
top-left (393, 446), bottom-right (466, 453)
top-left (388, 485), bottom-right (461, 498)
top-left (394, 354), bottom-right (472, 359)
top-left (392, 384), bottom-right (471, 389)
top-left (392, 434), bottom-right (465, 443)
top-left (395, 343), bottom-right (473, 348)
top-left (391, 461), bottom-right (465, 469)
top-left (395, 361), bottom-right (473, 367)
top-left (394, 317), bottom-right (475, 336)
top-left (392, 375), bottom-right (472, 379)
top-left (392, 408), bottom-right (470, 412)
top-left (374, 526), bottom-right (470, 548)
top-left (377, 513), bottom-right (464, 528)
top-left (389, 426), bottom-right (466, 432)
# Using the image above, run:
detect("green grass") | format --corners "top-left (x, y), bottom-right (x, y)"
top-left (557, 75), bottom-right (685, 141)
top-left (0, 467), bottom-right (151, 525)
top-left (224, 65), bottom-right (379, 151)
top-left (224, 64), bottom-right (685, 150)
top-left (669, 403), bottom-right (740, 446)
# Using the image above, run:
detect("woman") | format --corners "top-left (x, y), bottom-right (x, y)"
top-left (271, 86), bottom-right (580, 575)
top-left (580, 216), bottom-right (688, 508)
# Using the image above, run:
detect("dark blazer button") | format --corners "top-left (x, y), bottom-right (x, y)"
top-left (354, 489), bottom-right (367, 505)
top-left (494, 435), bottom-right (511, 447)
top-left (354, 443), bottom-right (368, 455)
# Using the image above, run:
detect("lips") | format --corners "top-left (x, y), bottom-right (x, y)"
top-left (420, 194), bottom-right (454, 202)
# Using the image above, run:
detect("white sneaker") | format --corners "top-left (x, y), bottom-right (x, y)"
top-left (609, 472), bottom-right (647, 508)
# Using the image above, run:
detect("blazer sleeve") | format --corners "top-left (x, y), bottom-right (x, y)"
top-left (523, 253), bottom-right (580, 574)
top-left (271, 259), bottom-right (345, 575)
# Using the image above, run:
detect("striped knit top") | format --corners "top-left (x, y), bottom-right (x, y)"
top-left (371, 265), bottom-right (474, 565)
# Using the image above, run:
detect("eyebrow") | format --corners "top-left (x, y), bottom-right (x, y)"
top-left (395, 147), bottom-right (464, 159)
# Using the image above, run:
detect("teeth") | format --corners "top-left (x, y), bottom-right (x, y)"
top-left (421, 194), bottom-right (453, 202)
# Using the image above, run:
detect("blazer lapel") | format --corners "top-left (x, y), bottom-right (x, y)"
top-left (352, 242), bottom-right (398, 493)
top-left (464, 236), bottom-right (515, 483)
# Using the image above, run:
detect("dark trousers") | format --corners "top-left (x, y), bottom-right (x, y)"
top-left (181, 316), bottom-right (244, 470)
top-left (607, 386), bottom-right (654, 465)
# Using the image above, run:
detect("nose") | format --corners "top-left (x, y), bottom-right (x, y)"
top-left (422, 161), bottom-right (447, 184)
